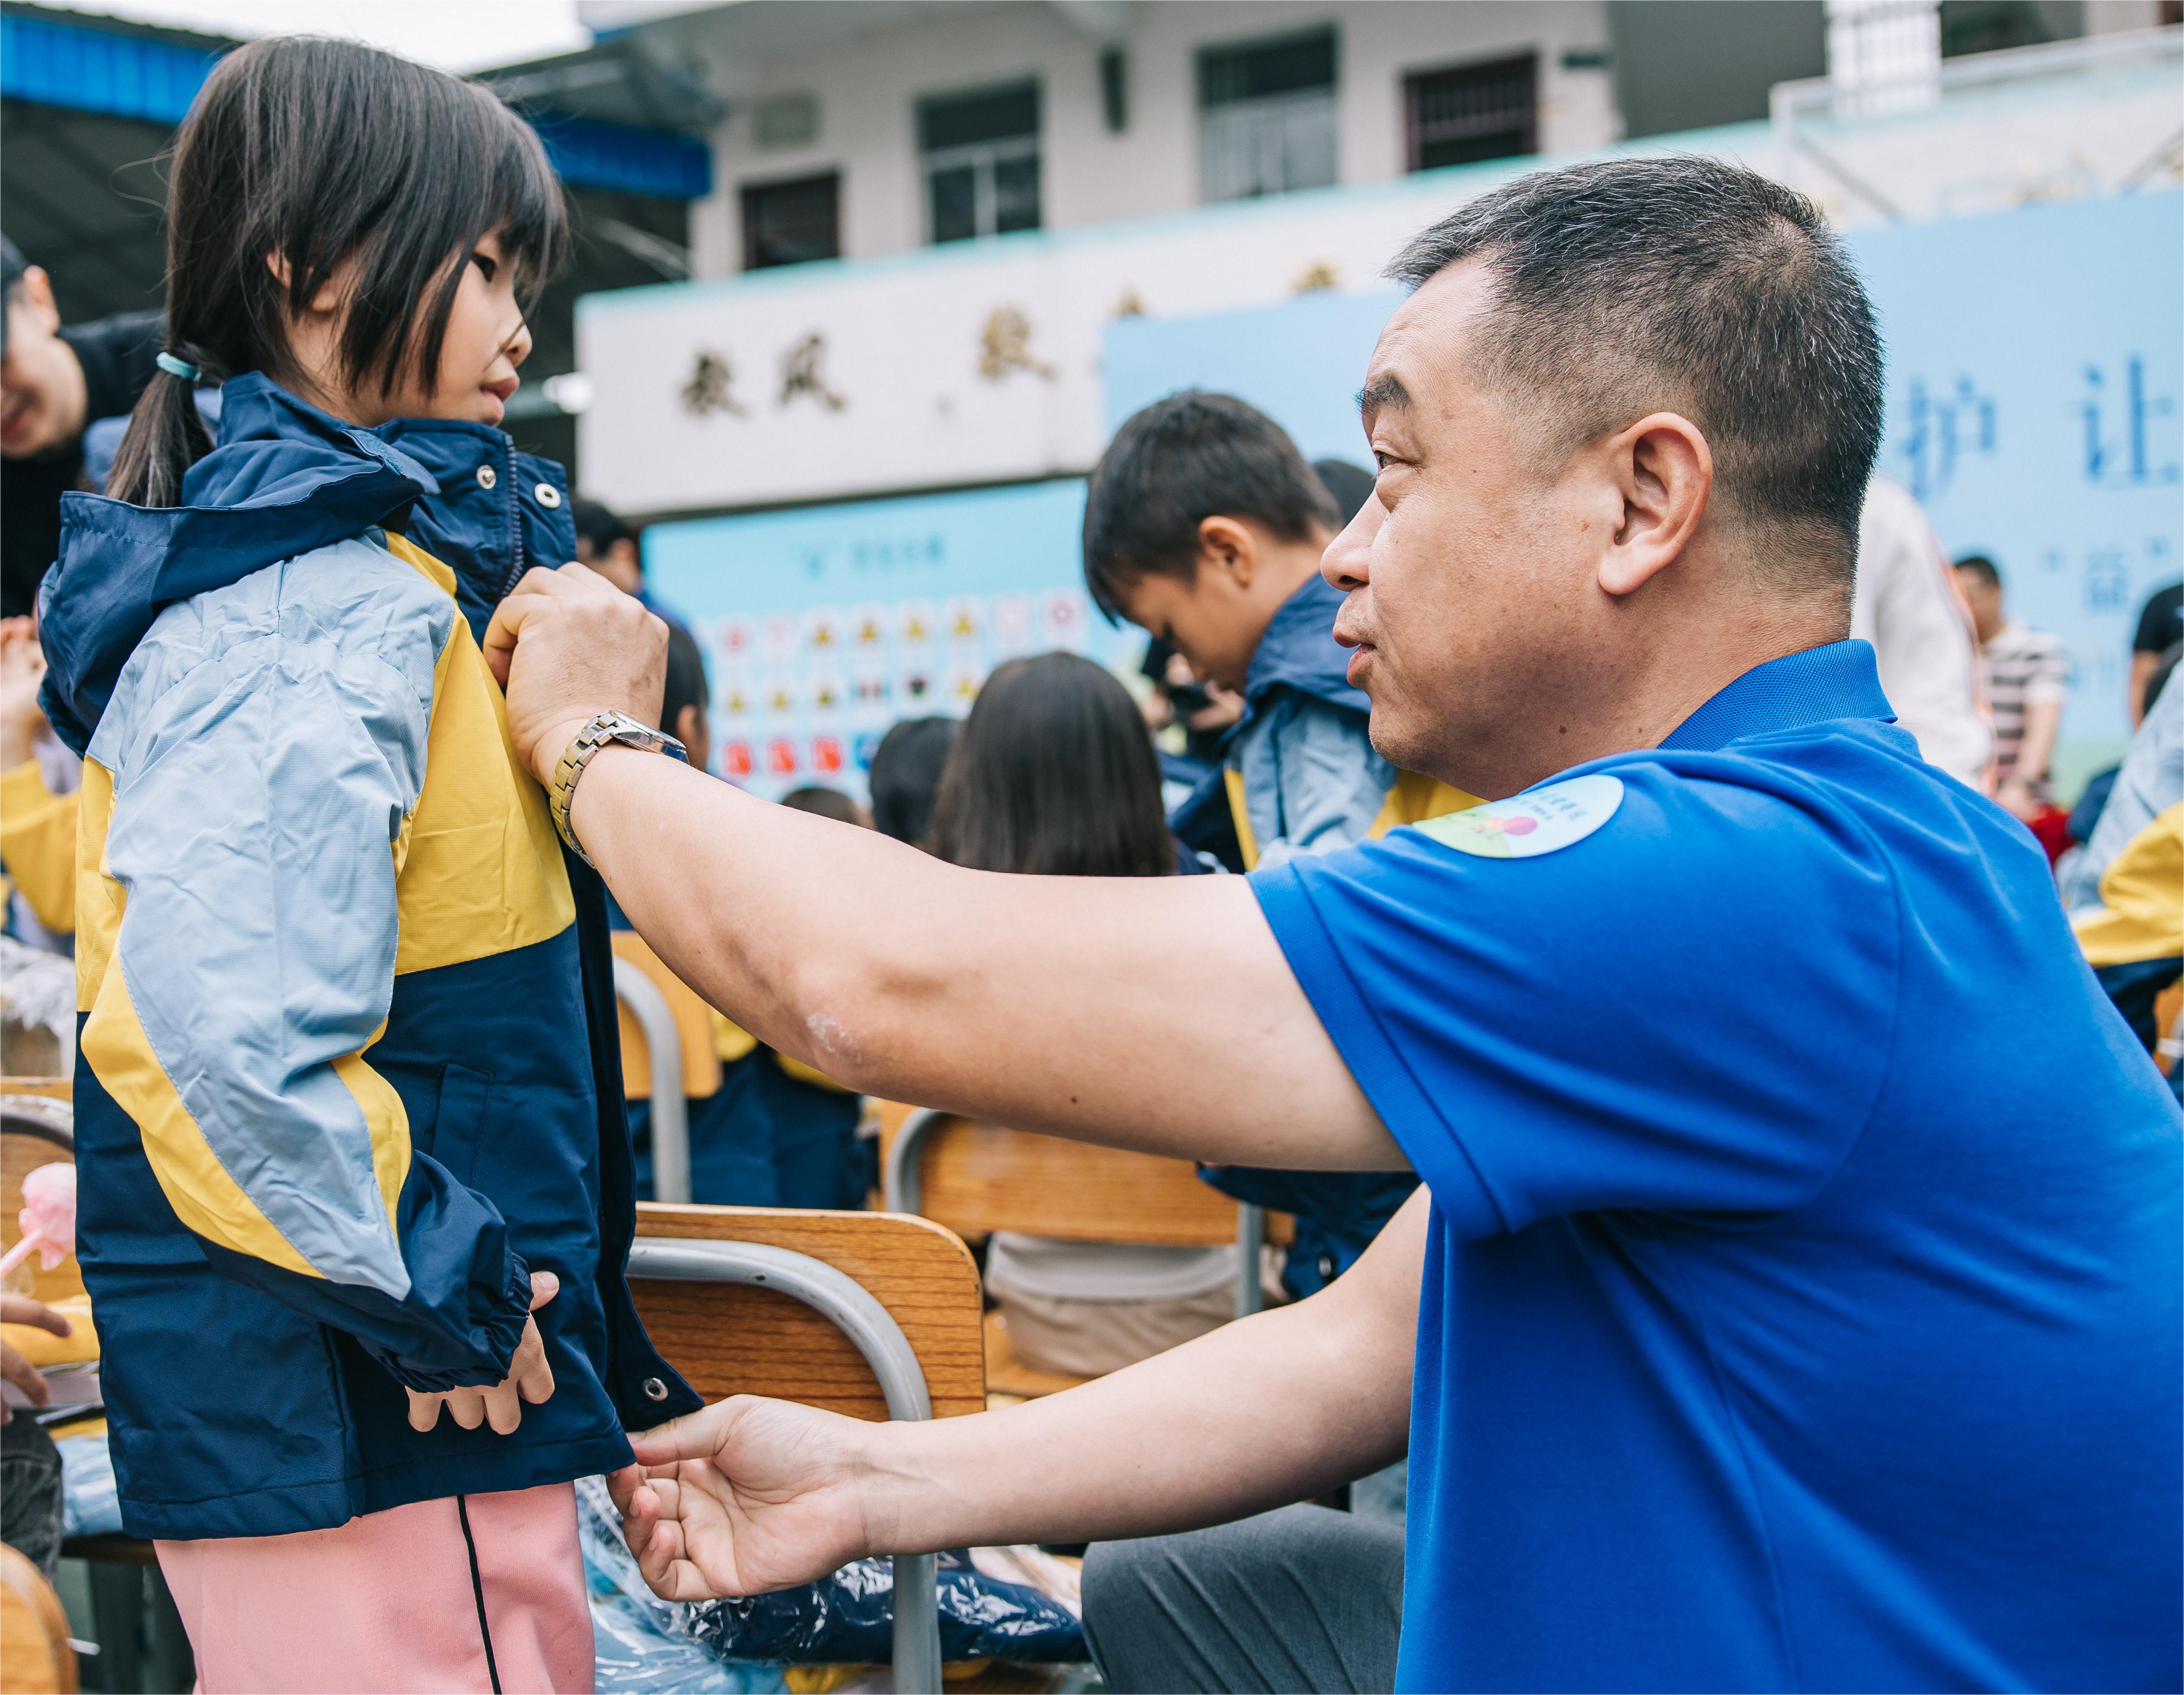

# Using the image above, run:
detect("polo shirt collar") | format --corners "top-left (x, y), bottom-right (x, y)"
top-left (1660, 639), bottom-right (1895, 754)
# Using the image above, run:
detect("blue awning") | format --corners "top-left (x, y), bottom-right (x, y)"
top-left (0, 10), bottom-right (711, 200)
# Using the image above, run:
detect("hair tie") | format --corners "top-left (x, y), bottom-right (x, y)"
top-left (155, 351), bottom-right (200, 382)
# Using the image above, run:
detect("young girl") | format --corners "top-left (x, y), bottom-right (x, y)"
top-left (923, 652), bottom-right (1246, 1374)
top-left (35, 37), bottom-right (697, 1692)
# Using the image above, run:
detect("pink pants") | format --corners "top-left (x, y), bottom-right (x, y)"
top-left (157, 1482), bottom-right (592, 1694)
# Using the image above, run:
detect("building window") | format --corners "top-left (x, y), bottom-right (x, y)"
top-left (918, 81), bottom-right (1041, 244)
top-left (741, 172), bottom-right (840, 271)
top-left (1100, 46), bottom-right (1128, 133)
top-left (1405, 53), bottom-right (1538, 172)
top-left (1197, 27), bottom-right (1338, 202)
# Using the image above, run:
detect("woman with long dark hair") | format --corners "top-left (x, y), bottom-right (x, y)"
top-left (927, 653), bottom-right (1244, 1375)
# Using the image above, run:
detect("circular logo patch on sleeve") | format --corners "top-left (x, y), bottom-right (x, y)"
top-left (1411, 773), bottom-right (1625, 859)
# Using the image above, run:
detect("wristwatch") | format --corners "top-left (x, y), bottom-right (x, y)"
top-left (549, 710), bottom-right (688, 866)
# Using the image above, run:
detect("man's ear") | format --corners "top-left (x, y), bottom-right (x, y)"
top-left (1597, 413), bottom-right (1712, 598)
top-left (1196, 516), bottom-right (1258, 592)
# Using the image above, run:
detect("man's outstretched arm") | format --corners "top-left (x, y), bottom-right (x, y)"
top-left (611, 1187), bottom-right (1427, 1599)
top-left (486, 566), bottom-right (1402, 1171)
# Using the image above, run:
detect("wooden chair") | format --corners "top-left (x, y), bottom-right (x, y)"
top-left (881, 1109), bottom-right (1289, 1400)
top-left (627, 1202), bottom-right (987, 1694)
top-left (0, 1543), bottom-right (78, 1694)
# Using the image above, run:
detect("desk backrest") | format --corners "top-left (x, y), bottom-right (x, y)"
top-left (888, 1113), bottom-right (1268, 1246)
top-left (630, 1203), bottom-right (985, 1421)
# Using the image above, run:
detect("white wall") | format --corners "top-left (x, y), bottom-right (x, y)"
top-left (680, 1), bottom-right (1618, 280)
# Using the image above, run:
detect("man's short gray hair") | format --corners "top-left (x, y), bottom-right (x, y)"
top-left (1390, 156), bottom-right (1884, 596)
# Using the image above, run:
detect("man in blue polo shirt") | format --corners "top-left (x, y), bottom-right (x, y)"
top-left (483, 156), bottom-right (2180, 1693)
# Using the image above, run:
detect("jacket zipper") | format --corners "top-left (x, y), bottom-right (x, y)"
top-left (498, 436), bottom-right (526, 597)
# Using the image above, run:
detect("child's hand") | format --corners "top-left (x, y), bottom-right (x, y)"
top-left (405, 1272), bottom-right (559, 1435)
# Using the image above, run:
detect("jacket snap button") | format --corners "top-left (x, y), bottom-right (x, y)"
top-left (534, 481), bottom-right (562, 509)
top-left (641, 1376), bottom-right (668, 1401)
top-left (475, 464), bottom-right (498, 490)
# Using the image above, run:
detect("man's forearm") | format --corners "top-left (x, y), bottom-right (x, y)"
top-left (855, 1194), bottom-right (1426, 1553)
top-left (567, 746), bottom-right (1400, 1169)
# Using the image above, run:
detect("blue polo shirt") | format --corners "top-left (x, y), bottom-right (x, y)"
top-left (1252, 641), bottom-right (2181, 1693)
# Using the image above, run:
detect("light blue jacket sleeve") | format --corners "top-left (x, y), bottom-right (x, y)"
top-left (1236, 691), bottom-right (1396, 869)
top-left (83, 538), bottom-right (532, 1390)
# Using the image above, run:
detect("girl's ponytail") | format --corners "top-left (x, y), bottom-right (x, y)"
top-left (106, 350), bottom-right (214, 509)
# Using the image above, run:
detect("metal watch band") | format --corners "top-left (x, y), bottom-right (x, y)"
top-left (549, 710), bottom-right (688, 867)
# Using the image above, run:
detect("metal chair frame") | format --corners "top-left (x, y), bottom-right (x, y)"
top-left (612, 956), bottom-right (691, 1204)
top-left (626, 1235), bottom-right (944, 1694)
top-left (884, 1107), bottom-right (1267, 1320)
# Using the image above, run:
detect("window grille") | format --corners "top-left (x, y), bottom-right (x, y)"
top-left (918, 81), bottom-right (1041, 243)
top-left (1406, 53), bottom-right (1538, 172)
top-left (1197, 28), bottom-right (1338, 202)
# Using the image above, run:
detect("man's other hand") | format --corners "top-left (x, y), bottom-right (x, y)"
top-left (405, 1271), bottom-right (560, 1435)
top-left (608, 1397), bottom-right (880, 1601)
top-left (481, 564), bottom-right (669, 788)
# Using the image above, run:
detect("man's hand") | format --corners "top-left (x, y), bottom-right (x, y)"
top-left (1, 1293), bottom-right (72, 1425)
top-left (608, 1397), bottom-right (881, 1600)
top-left (0, 615), bottom-right (50, 771)
top-left (405, 1272), bottom-right (560, 1435)
top-left (480, 564), bottom-right (669, 788)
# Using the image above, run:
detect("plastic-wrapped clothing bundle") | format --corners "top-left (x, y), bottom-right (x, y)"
top-left (579, 1474), bottom-right (788, 1694)
top-left (683, 1547), bottom-right (1084, 1665)
top-left (574, 1475), bottom-right (1086, 1675)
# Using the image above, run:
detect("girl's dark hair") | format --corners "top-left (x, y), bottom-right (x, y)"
top-left (109, 35), bottom-right (569, 507)
top-left (926, 653), bottom-right (1173, 878)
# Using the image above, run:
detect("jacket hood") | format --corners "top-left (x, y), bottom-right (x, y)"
top-left (1244, 572), bottom-right (1369, 717)
top-left (38, 374), bottom-right (441, 755)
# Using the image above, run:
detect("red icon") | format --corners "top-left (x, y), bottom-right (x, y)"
top-left (766, 738), bottom-right (799, 775)
top-left (722, 740), bottom-right (753, 778)
top-left (812, 736), bottom-right (843, 774)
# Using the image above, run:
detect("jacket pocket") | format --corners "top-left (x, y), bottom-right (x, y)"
top-left (423, 1061), bottom-right (494, 1188)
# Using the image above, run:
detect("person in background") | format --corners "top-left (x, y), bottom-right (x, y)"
top-left (611, 632), bottom-right (867, 1208)
top-left (2132, 580), bottom-right (2182, 729)
top-left (780, 785), bottom-right (869, 828)
top-left (1853, 478), bottom-right (1991, 788)
top-left (927, 652), bottom-right (1243, 1374)
top-left (1, 1292), bottom-right (76, 1580)
top-left (1955, 552), bottom-right (2072, 857)
top-left (867, 715), bottom-right (959, 845)
top-left (0, 617), bottom-right (74, 948)
top-left (2063, 664), bottom-right (2180, 1085)
top-left (0, 237), bottom-right (165, 619)
top-left (1083, 402), bottom-right (1422, 1519)
top-left (573, 494), bottom-right (692, 631)
top-left (1081, 397), bottom-right (1422, 1294)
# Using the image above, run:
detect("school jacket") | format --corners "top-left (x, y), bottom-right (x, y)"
top-left (1167, 575), bottom-right (1445, 1293)
top-left (1169, 574), bottom-right (1481, 874)
top-left (36, 373), bottom-right (701, 1540)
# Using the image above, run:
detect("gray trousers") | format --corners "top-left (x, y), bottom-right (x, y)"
top-left (1081, 1504), bottom-right (1405, 1694)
